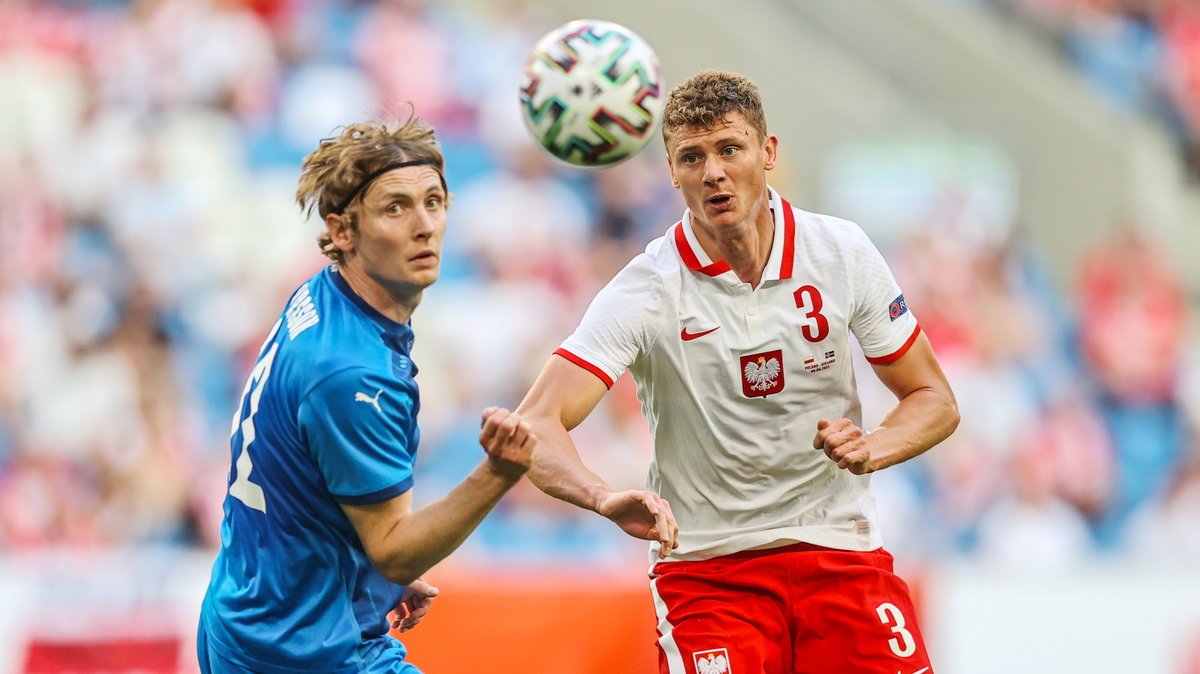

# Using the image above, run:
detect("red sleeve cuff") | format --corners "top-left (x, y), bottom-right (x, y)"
top-left (553, 348), bottom-right (615, 388)
top-left (865, 324), bottom-right (922, 365)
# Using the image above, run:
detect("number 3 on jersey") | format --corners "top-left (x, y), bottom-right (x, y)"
top-left (228, 324), bottom-right (281, 513)
top-left (793, 285), bottom-right (829, 342)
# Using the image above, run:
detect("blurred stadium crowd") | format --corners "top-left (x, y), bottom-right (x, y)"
top-left (1, 0), bottom-right (1198, 574)
top-left (981, 0), bottom-right (1200, 181)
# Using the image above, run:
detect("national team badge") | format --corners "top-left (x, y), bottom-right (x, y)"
top-left (888, 294), bottom-right (908, 322)
top-left (693, 648), bottom-right (731, 674)
top-left (741, 349), bottom-right (784, 398)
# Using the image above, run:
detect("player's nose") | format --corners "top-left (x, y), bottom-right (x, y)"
top-left (702, 156), bottom-right (726, 184)
top-left (412, 207), bottom-right (441, 237)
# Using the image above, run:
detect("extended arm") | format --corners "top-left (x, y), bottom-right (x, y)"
top-left (814, 332), bottom-right (959, 473)
top-left (340, 407), bottom-right (534, 585)
top-left (517, 355), bottom-right (678, 557)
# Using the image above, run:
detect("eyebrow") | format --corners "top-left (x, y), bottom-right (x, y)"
top-left (371, 182), bottom-right (446, 205)
top-left (674, 133), bottom-right (745, 156)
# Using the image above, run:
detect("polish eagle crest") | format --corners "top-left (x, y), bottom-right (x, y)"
top-left (743, 355), bottom-right (781, 391)
top-left (695, 651), bottom-right (730, 674)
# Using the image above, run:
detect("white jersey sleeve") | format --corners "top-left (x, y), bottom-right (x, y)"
top-left (557, 249), bottom-right (667, 387)
top-left (846, 224), bottom-right (919, 362)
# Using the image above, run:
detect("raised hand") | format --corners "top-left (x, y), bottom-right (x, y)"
top-left (478, 407), bottom-right (536, 481)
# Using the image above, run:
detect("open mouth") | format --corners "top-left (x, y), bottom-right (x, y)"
top-left (707, 195), bottom-right (732, 207)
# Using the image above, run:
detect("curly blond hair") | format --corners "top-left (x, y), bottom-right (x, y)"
top-left (296, 108), bottom-right (447, 264)
top-left (661, 70), bottom-right (767, 147)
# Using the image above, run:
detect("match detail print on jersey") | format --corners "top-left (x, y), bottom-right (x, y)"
top-left (740, 349), bottom-right (784, 398)
top-left (802, 350), bottom-right (837, 374)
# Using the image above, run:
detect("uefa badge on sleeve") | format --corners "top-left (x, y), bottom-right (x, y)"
top-left (888, 294), bottom-right (908, 321)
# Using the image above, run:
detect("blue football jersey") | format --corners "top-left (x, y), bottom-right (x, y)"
top-left (200, 266), bottom-right (423, 673)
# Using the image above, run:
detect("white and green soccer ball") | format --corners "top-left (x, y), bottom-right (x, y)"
top-left (519, 19), bottom-right (664, 168)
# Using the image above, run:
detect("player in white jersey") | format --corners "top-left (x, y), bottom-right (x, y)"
top-left (516, 71), bottom-right (959, 673)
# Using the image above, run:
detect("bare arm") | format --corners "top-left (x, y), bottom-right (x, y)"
top-left (814, 331), bottom-right (959, 474)
top-left (518, 356), bottom-right (610, 508)
top-left (340, 407), bottom-right (534, 585)
top-left (517, 355), bottom-right (678, 557)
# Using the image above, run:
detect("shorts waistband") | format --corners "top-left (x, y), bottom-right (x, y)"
top-left (719, 541), bottom-right (836, 560)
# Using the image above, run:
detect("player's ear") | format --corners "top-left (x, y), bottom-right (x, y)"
top-left (666, 158), bottom-right (680, 189)
top-left (763, 134), bottom-right (779, 171)
top-left (326, 212), bottom-right (355, 254)
top-left (663, 131), bottom-right (681, 189)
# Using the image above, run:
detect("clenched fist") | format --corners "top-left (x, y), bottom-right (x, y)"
top-left (479, 407), bottom-right (536, 481)
top-left (813, 418), bottom-right (873, 475)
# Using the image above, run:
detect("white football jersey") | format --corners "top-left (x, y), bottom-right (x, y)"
top-left (558, 187), bottom-right (921, 561)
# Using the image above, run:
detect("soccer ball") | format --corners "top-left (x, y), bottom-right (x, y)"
top-left (519, 19), bottom-right (664, 168)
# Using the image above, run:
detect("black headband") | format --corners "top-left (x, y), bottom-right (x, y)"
top-left (332, 160), bottom-right (443, 215)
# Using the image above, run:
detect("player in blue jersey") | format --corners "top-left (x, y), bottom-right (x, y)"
top-left (198, 108), bottom-right (537, 673)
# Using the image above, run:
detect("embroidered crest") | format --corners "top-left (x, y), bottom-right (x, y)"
top-left (693, 648), bottom-right (731, 674)
top-left (740, 349), bottom-right (784, 398)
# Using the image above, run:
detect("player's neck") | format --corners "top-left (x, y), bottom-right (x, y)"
top-left (693, 205), bottom-right (774, 287)
top-left (334, 263), bottom-right (422, 325)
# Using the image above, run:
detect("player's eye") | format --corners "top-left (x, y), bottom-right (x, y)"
top-left (682, 153), bottom-right (699, 164)
top-left (722, 146), bottom-right (737, 156)
top-left (386, 203), bottom-right (404, 215)
top-left (425, 195), bottom-right (444, 210)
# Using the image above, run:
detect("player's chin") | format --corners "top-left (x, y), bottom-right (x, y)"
top-left (703, 209), bottom-right (743, 229)
top-left (406, 267), bottom-right (441, 289)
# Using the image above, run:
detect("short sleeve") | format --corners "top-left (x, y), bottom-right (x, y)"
top-left (847, 228), bottom-right (920, 363)
top-left (557, 255), bottom-right (665, 387)
top-left (298, 367), bottom-right (418, 504)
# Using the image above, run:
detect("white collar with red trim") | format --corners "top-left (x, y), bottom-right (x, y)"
top-left (674, 186), bottom-right (796, 282)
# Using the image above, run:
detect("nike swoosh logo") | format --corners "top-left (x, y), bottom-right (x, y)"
top-left (680, 326), bottom-right (720, 341)
top-left (899, 667), bottom-right (930, 674)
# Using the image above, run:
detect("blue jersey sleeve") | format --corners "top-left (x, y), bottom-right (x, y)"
top-left (298, 367), bottom-right (417, 505)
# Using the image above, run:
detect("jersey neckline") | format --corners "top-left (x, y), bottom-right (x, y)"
top-left (673, 186), bottom-right (796, 284)
top-left (325, 266), bottom-right (414, 345)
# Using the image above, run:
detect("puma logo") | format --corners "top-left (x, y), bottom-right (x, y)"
top-left (355, 389), bottom-right (383, 414)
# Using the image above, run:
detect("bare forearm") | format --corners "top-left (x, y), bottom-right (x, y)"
top-left (374, 462), bottom-right (517, 584)
top-left (343, 407), bottom-right (534, 585)
top-left (516, 359), bottom-right (678, 553)
top-left (866, 387), bottom-right (959, 472)
top-left (525, 414), bottom-right (609, 512)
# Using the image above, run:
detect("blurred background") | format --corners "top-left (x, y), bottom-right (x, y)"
top-left (1, 0), bottom-right (1199, 672)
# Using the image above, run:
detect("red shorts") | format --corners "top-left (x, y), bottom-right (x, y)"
top-left (649, 543), bottom-right (933, 674)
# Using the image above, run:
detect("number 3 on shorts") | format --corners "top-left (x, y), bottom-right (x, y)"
top-left (875, 602), bottom-right (917, 657)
